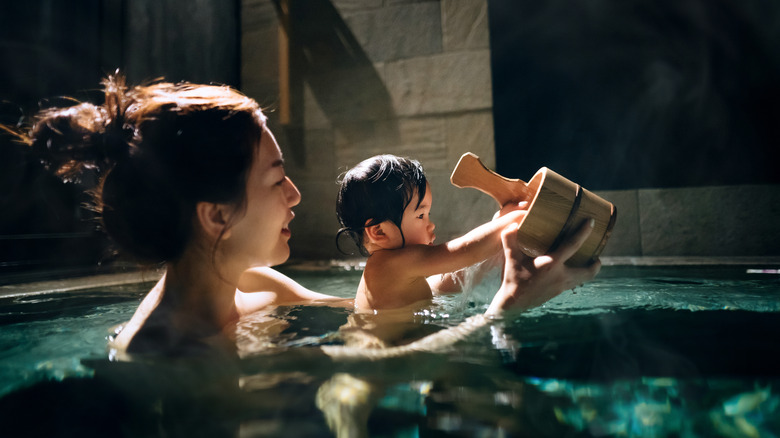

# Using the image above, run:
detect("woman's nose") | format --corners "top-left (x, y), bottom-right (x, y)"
top-left (285, 177), bottom-right (302, 207)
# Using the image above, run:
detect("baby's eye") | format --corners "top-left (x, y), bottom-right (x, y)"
top-left (417, 213), bottom-right (424, 219)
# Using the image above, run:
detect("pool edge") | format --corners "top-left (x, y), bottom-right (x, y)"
top-left (3, 256), bottom-right (779, 298)
top-left (0, 270), bottom-right (164, 299)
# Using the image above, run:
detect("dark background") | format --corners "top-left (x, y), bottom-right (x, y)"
top-left (0, 0), bottom-right (239, 282)
top-left (2, 0), bottom-right (779, 280)
top-left (489, 0), bottom-right (780, 190)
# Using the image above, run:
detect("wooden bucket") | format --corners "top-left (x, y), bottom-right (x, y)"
top-left (450, 152), bottom-right (617, 266)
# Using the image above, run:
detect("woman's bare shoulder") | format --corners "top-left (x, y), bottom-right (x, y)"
top-left (109, 277), bottom-right (166, 356)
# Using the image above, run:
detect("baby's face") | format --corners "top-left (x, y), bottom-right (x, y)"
top-left (399, 183), bottom-right (436, 247)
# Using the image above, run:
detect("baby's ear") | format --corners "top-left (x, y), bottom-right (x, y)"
top-left (364, 221), bottom-right (387, 244)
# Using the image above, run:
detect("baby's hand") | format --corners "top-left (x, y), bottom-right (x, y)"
top-left (494, 201), bottom-right (529, 220)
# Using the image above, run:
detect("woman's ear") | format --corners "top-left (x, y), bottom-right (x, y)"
top-left (196, 201), bottom-right (233, 240)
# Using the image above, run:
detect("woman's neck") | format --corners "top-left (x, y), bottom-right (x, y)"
top-left (162, 250), bottom-right (241, 332)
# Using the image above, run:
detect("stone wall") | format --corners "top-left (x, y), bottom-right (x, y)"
top-left (241, 0), bottom-right (780, 261)
top-left (604, 186), bottom-right (780, 259)
top-left (242, 0), bottom-right (498, 259)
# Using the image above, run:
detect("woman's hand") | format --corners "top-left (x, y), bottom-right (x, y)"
top-left (486, 218), bottom-right (601, 315)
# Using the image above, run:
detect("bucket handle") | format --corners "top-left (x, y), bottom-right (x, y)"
top-left (450, 152), bottom-right (533, 205)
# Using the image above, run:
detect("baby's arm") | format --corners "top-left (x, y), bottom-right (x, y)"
top-left (428, 201), bottom-right (528, 294)
top-left (390, 209), bottom-right (525, 281)
top-left (427, 252), bottom-right (502, 295)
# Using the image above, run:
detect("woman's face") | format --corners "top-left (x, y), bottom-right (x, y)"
top-left (226, 126), bottom-right (301, 268)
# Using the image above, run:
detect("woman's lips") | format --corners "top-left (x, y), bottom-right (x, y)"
top-left (281, 212), bottom-right (294, 237)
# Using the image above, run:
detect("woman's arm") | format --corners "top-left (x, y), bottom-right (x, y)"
top-left (237, 267), bottom-right (351, 309)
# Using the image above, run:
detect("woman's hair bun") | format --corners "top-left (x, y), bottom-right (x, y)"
top-left (29, 103), bottom-right (107, 179)
top-left (29, 74), bottom-right (133, 180)
top-left (98, 121), bottom-right (134, 163)
top-left (99, 73), bottom-right (134, 163)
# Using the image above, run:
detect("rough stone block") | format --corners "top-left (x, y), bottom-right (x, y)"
top-left (241, 81), bottom-right (280, 110)
top-left (445, 110), bottom-right (495, 170)
top-left (287, 178), bottom-right (342, 257)
top-left (305, 64), bottom-right (393, 123)
top-left (386, 50), bottom-right (493, 116)
top-left (241, 0), bottom-right (279, 29)
top-left (332, 0), bottom-right (383, 13)
top-left (342, 3), bottom-right (443, 63)
top-left (302, 81), bottom-right (332, 130)
top-left (395, 117), bottom-right (448, 171)
top-left (442, 0), bottom-right (490, 51)
top-left (280, 128), bottom-right (337, 181)
top-left (242, 27), bottom-right (280, 86)
top-left (384, 0), bottom-right (442, 8)
top-left (333, 117), bottom-right (447, 171)
top-left (333, 120), bottom-right (396, 168)
top-left (594, 189), bottom-right (640, 257)
top-left (639, 185), bottom-right (780, 257)
top-left (333, 119), bottom-right (388, 151)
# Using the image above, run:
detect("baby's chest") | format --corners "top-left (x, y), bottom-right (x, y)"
top-left (360, 271), bottom-right (432, 310)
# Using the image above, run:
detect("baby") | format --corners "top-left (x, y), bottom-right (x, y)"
top-left (336, 154), bottom-right (525, 311)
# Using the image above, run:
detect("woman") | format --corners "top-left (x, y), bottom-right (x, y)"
top-left (17, 74), bottom-right (599, 356)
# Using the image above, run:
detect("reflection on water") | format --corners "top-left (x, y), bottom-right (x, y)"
top-left (0, 266), bottom-right (779, 436)
top-left (526, 377), bottom-right (780, 437)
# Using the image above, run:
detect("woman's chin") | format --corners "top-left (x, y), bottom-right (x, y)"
top-left (248, 246), bottom-right (290, 269)
top-left (270, 246), bottom-right (291, 266)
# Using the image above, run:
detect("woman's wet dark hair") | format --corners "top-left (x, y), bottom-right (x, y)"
top-left (336, 154), bottom-right (427, 256)
top-left (16, 74), bottom-right (266, 264)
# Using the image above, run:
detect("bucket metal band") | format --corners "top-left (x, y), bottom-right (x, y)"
top-left (591, 205), bottom-right (618, 262)
top-left (547, 184), bottom-right (583, 254)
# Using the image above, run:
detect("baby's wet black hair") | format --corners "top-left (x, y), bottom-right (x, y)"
top-left (336, 154), bottom-right (427, 256)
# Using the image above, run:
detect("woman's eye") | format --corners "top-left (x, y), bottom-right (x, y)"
top-left (275, 177), bottom-right (286, 186)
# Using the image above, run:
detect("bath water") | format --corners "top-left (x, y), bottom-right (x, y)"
top-left (0, 265), bottom-right (778, 437)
